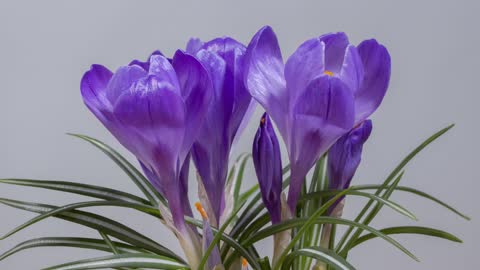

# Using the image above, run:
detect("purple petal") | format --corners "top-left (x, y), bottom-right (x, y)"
top-left (186, 38), bottom-right (204, 54)
top-left (339, 45), bottom-right (364, 93)
top-left (328, 120), bottom-right (372, 190)
top-left (320, 32), bottom-right (350, 73)
top-left (208, 39), bottom-right (252, 144)
top-left (179, 154), bottom-right (193, 217)
top-left (285, 38), bottom-right (325, 106)
top-left (148, 54), bottom-right (181, 92)
top-left (232, 99), bottom-right (256, 146)
top-left (106, 65), bottom-right (147, 105)
top-left (252, 113), bottom-right (282, 223)
top-left (287, 75), bottom-right (355, 211)
top-left (140, 161), bottom-right (166, 195)
top-left (225, 45), bottom-right (252, 144)
top-left (354, 39), bottom-right (391, 125)
top-left (201, 37), bottom-right (246, 58)
top-left (80, 64), bottom-right (114, 123)
top-left (195, 49), bottom-right (227, 97)
top-left (244, 26), bottom-right (288, 138)
top-left (189, 37), bottom-right (251, 223)
top-left (172, 50), bottom-right (214, 163)
top-left (113, 79), bottom-right (186, 174)
top-left (202, 219), bottom-right (222, 269)
top-left (113, 80), bottom-right (187, 227)
top-left (129, 50), bottom-right (163, 71)
top-left (191, 140), bottom-right (228, 221)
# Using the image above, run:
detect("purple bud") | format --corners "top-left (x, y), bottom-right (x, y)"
top-left (252, 113), bottom-right (283, 223)
top-left (328, 120), bottom-right (373, 191)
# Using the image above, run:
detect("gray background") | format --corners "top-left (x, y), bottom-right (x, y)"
top-left (0, 0), bottom-right (478, 269)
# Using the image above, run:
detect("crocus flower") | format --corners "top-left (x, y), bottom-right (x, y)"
top-left (252, 113), bottom-right (282, 223)
top-left (244, 26), bottom-right (390, 213)
top-left (328, 120), bottom-right (373, 191)
top-left (195, 202), bottom-right (223, 270)
top-left (80, 50), bottom-right (213, 268)
top-left (186, 37), bottom-right (255, 225)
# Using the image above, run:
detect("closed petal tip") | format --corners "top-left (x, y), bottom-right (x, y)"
top-left (244, 25), bottom-right (288, 136)
top-left (80, 64), bottom-right (113, 114)
top-left (355, 39), bottom-right (391, 124)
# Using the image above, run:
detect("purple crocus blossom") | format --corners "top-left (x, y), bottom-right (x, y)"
top-left (80, 50), bottom-right (213, 231)
top-left (252, 113), bottom-right (282, 223)
top-left (186, 37), bottom-right (255, 224)
top-left (244, 26), bottom-right (390, 213)
top-left (328, 120), bottom-right (373, 191)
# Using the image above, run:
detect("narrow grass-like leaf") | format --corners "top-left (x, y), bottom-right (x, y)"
top-left (232, 154), bottom-right (251, 209)
top-left (185, 217), bottom-right (259, 270)
top-left (301, 190), bottom-right (417, 221)
top-left (282, 247), bottom-right (355, 270)
top-left (273, 189), bottom-right (418, 270)
top-left (229, 175), bottom-right (290, 242)
top-left (0, 198), bottom-right (181, 261)
top-left (351, 226), bottom-right (462, 248)
top-left (242, 216), bottom-right (417, 262)
top-left (197, 202), bottom-right (257, 270)
top-left (335, 124), bottom-right (454, 253)
top-left (99, 231), bottom-right (121, 255)
top-left (234, 188), bottom-right (416, 248)
top-left (0, 237), bottom-right (146, 261)
top-left (68, 133), bottom-right (164, 205)
top-left (0, 200), bottom-right (159, 240)
top-left (0, 178), bottom-right (149, 205)
top-left (339, 172), bottom-right (405, 255)
top-left (41, 253), bottom-right (188, 270)
top-left (352, 185), bottom-right (470, 220)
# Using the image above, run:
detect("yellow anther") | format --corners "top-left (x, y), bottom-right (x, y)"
top-left (241, 258), bottom-right (248, 268)
top-left (194, 202), bottom-right (208, 220)
top-left (260, 117), bottom-right (266, 125)
top-left (324, 70), bottom-right (334, 76)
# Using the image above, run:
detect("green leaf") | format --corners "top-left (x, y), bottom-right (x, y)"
top-left (68, 133), bottom-right (164, 206)
top-left (335, 124), bottom-right (455, 253)
top-left (351, 226), bottom-right (462, 248)
top-left (258, 256), bottom-right (272, 270)
top-left (338, 172), bottom-right (405, 255)
top-left (198, 202), bottom-right (260, 270)
top-left (0, 237), bottom-right (146, 262)
top-left (0, 178), bottom-right (149, 205)
top-left (185, 217), bottom-right (259, 270)
top-left (301, 190), bottom-right (417, 221)
top-left (352, 185), bottom-right (470, 220)
top-left (273, 189), bottom-right (419, 270)
top-left (99, 231), bottom-right (121, 255)
top-left (233, 188), bottom-right (416, 250)
top-left (282, 247), bottom-right (356, 270)
top-left (0, 200), bottom-right (159, 240)
top-left (229, 175), bottom-right (290, 244)
top-left (243, 216), bottom-right (417, 262)
top-left (41, 253), bottom-right (188, 270)
top-left (232, 153), bottom-right (252, 209)
top-left (0, 198), bottom-right (181, 261)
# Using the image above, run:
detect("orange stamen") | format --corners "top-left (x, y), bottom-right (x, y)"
top-left (194, 202), bottom-right (208, 220)
top-left (324, 70), bottom-right (334, 76)
top-left (241, 258), bottom-right (248, 268)
top-left (260, 117), bottom-right (266, 125)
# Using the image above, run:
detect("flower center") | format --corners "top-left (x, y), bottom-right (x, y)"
top-left (260, 117), bottom-right (266, 125)
top-left (324, 70), bottom-right (334, 76)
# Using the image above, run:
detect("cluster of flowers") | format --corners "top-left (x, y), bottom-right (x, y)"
top-left (80, 25), bottom-right (390, 269)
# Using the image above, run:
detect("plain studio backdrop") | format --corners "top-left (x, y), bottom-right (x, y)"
top-left (1, 0), bottom-right (478, 269)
